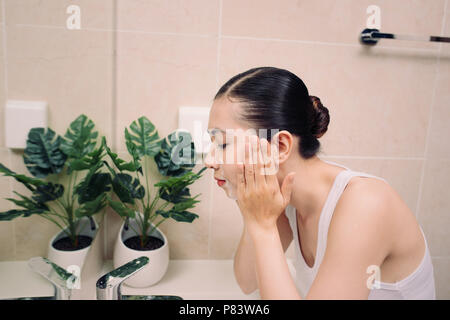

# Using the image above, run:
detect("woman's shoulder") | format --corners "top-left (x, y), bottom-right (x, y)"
top-left (331, 173), bottom-right (416, 249)
top-left (346, 173), bottom-right (391, 195)
top-left (333, 173), bottom-right (426, 283)
top-left (331, 174), bottom-right (397, 241)
top-left (343, 173), bottom-right (402, 214)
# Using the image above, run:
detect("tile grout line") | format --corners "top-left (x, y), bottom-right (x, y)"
top-left (214, 0), bottom-right (223, 93)
top-left (96, 149), bottom-right (436, 161)
top-left (2, 0), bottom-right (15, 260)
top-left (110, 150), bottom-right (428, 161)
top-left (7, 150), bottom-right (16, 260)
top-left (209, 0), bottom-right (223, 259)
top-left (220, 35), bottom-right (439, 53)
top-left (431, 256), bottom-right (450, 260)
top-left (1, 0), bottom-right (7, 96)
top-left (105, 0), bottom-right (118, 260)
top-left (414, 0), bottom-right (447, 220)
top-left (13, 23), bottom-right (214, 38)
top-left (9, 24), bottom-right (440, 54)
top-left (319, 155), bottom-right (425, 161)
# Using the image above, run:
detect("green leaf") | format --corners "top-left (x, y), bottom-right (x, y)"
top-left (1, 191), bottom-right (49, 220)
top-left (74, 162), bottom-right (111, 204)
top-left (75, 193), bottom-right (107, 218)
top-left (171, 195), bottom-right (201, 212)
top-left (23, 127), bottom-right (67, 178)
top-left (60, 114), bottom-right (98, 159)
top-left (8, 191), bottom-right (49, 211)
top-left (154, 167), bottom-right (207, 204)
top-left (0, 163), bottom-right (47, 191)
top-left (159, 185), bottom-right (191, 203)
top-left (153, 168), bottom-right (204, 224)
top-left (125, 116), bottom-right (161, 160)
top-left (156, 209), bottom-right (199, 223)
top-left (111, 173), bottom-right (145, 204)
top-left (0, 209), bottom-right (48, 221)
top-left (66, 158), bottom-right (91, 171)
top-left (154, 130), bottom-right (197, 177)
top-left (106, 194), bottom-right (136, 218)
top-left (67, 135), bottom-right (107, 175)
top-left (103, 136), bottom-right (141, 172)
top-left (0, 210), bottom-right (26, 221)
top-left (31, 183), bottom-right (64, 203)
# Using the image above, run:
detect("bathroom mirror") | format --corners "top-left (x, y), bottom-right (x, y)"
top-left (0, 0), bottom-right (116, 300)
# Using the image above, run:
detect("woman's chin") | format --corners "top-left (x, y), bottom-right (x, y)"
top-left (223, 184), bottom-right (238, 200)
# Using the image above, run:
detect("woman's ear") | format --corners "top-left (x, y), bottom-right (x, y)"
top-left (270, 130), bottom-right (294, 165)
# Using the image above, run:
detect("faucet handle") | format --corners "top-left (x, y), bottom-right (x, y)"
top-left (28, 257), bottom-right (77, 300)
top-left (96, 256), bottom-right (149, 300)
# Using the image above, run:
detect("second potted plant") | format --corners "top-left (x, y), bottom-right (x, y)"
top-left (103, 116), bottom-right (206, 287)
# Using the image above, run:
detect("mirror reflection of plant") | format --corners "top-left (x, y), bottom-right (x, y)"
top-left (0, 115), bottom-right (111, 249)
top-left (104, 116), bottom-right (207, 249)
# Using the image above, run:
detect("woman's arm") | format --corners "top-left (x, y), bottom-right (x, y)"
top-left (306, 183), bottom-right (391, 299)
top-left (249, 223), bottom-right (302, 299)
top-left (249, 181), bottom-right (391, 300)
top-left (234, 211), bottom-right (293, 294)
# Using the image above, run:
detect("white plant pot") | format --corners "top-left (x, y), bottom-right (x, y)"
top-left (47, 216), bottom-right (98, 271)
top-left (113, 215), bottom-right (169, 288)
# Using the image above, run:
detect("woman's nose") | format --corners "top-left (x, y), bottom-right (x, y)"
top-left (204, 145), bottom-right (220, 170)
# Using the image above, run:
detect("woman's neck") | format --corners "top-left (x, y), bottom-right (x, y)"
top-left (281, 156), bottom-right (344, 222)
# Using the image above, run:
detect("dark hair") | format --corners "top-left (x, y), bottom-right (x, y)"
top-left (214, 67), bottom-right (330, 159)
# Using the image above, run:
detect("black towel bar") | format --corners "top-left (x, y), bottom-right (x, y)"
top-left (360, 28), bottom-right (450, 45)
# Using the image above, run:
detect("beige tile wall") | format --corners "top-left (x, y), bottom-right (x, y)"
top-left (0, 0), bottom-right (448, 299)
top-left (0, 0), bottom-right (115, 276)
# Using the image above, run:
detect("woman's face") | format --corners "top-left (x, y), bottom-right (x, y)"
top-left (205, 97), bottom-right (274, 200)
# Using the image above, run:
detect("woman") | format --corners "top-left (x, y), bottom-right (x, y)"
top-left (204, 67), bottom-right (435, 300)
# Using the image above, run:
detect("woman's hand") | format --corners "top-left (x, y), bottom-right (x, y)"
top-left (236, 135), bottom-right (296, 235)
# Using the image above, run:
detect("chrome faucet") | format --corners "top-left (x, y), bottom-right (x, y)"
top-left (28, 257), bottom-right (77, 300)
top-left (96, 256), bottom-right (149, 300)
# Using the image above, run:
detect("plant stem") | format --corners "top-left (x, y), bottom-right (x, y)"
top-left (147, 216), bottom-right (167, 239)
top-left (47, 206), bottom-right (69, 224)
top-left (155, 200), bottom-right (170, 213)
top-left (54, 198), bottom-right (69, 217)
top-left (121, 216), bottom-right (142, 248)
top-left (135, 166), bottom-right (147, 214)
top-left (142, 206), bottom-right (151, 246)
top-left (65, 203), bottom-right (76, 246)
top-left (41, 213), bottom-right (72, 240)
top-left (125, 217), bottom-right (141, 238)
top-left (144, 156), bottom-right (151, 208)
top-left (66, 170), bottom-right (79, 247)
top-left (70, 171), bottom-right (78, 207)
top-left (148, 194), bottom-right (160, 218)
top-left (75, 219), bottom-right (89, 236)
top-left (66, 167), bottom-right (73, 208)
top-left (134, 205), bottom-right (145, 234)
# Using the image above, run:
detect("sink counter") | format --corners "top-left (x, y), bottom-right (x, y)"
top-left (0, 261), bottom-right (54, 299)
top-left (102, 260), bottom-right (262, 300)
top-left (0, 259), bottom-right (296, 300)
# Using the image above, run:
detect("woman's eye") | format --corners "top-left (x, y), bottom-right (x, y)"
top-left (218, 143), bottom-right (227, 149)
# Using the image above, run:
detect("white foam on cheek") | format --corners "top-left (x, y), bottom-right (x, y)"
top-left (223, 177), bottom-right (238, 200)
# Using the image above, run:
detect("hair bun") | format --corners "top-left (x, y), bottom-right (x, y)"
top-left (309, 95), bottom-right (330, 139)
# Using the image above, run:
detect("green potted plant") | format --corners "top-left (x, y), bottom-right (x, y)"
top-left (0, 114), bottom-right (110, 270)
top-left (103, 116), bottom-right (206, 287)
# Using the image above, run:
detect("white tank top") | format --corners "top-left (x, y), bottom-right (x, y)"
top-left (285, 160), bottom-right (436, 299)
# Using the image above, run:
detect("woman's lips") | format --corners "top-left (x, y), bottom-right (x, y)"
top-left (215, 178), bottom-right (226, 187)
